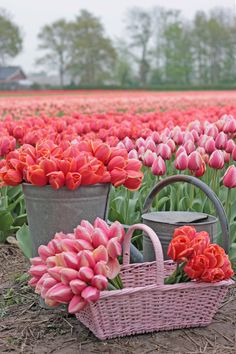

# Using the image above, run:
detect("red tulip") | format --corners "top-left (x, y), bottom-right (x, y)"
top-left (123, 170), bottom-right (143, 190)
top-left (48, 171), bottom-right (65, 189)
top-left (110, 168), bottom-right (127, 187)
top-left (27, 165), bottom-right (48, 186)
top-left (65, 172), bottom-right (82, 190)
top-left (1, 168), bottom-right (22, 186)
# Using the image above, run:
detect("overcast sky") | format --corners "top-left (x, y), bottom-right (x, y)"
top-left (1, 0), bottom-right (236, 73)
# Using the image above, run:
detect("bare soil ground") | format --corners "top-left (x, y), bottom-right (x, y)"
top-left (0, 245), bottom-right (235, 354)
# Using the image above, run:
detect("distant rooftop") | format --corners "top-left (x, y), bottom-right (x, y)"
top-left (0, 66), bottom-right (27, 83)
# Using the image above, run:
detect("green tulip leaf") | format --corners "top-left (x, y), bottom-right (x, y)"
top-left (16, 224), bottom-right (32, 259)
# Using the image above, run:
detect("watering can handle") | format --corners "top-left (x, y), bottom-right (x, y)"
top-left (123, 223), bottom-right (164, 285)
top-left (142, 175), bottom-right (229, 253)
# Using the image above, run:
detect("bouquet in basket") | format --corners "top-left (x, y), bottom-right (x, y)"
top-left (28, 222), bottom-right (234, 314)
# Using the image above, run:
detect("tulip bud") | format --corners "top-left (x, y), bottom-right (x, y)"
top-left (108, 221), bottom-right (125, 242)
top-left (188, 151), bottom-right (203, 171)
top-left (123, 137), bottom-right (134, 152)
top-left (38, 245), bottom-right (54, 262)
top-left (74, 225), bottom-right (92, 242)
top-left (215, 132), bottom-right (227, 150)
top-left (174, 152), bottom-right (188, 171)
top-left (156, 143), bottom-right (171, 160)
top-left (128, 149), bottom-right (139, 160)
top-left (225, 139), bottom-right (235, 153)
top-left (80, 220), bottom-right (94, 234)
top-left (93, 245), bottom-right (109, 263)
top-left (223, 165), bottom-right (236, 188)
top-left (92, 228), bottom-right (108, 248)
top-left (28, 264), bottom-right (47, 278)
top-left (175, 146), bottom-right (186, 157)
top-left (107, 258), bottom-right (121, 279)
top-left (46, 283), bottom-right (73, 303)
top-left (30, 256), bottom-right (44, 266)
top-left (110, 167), bottom-right (127, 187)
top-left (223, 119), bottom-right (236, 134)
top-left (48, 266), bottom-right (63, 281)
top-left (93, 218), bottom-right (110, 235)
top-left (48, 171), bottom-right (65, 189)
top-left (70, 279), bottom-right (87, 295)
top-left (94, 261), bottom-right (108, 277)
top-left (68, 295), bottom-right (87, 314)
top-left (92, 275), bottom-right (108, 290)
top-left (208, 150), bottom-right (224, 169)
top-left (81, 286), bottom-right (100, 302)
top-left (65, 172), bottom-right (82, 190)
top-left (204, 138), bottom-right (216, 155)
top-left (143, 150), bottom-right (156, 167)
top-left (107, 237), bottom-right (122, 259)
top-left (60, 268), bottom-right (78, 285)
top-left (46, 256), bottom-right (57, 267)
top-left (183, 141), bottom-right (195, 155)
top-left (77, 250), bottom-right (96, 268)
top-left (78, 266), bottom-right (94, 282)
top-left (28, 277), bottom-right (39, 287)
top-left (151, 156), bottom-right (166, 176)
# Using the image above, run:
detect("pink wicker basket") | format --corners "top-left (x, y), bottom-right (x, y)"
top-left (76, 224), bottom-right (234, 340)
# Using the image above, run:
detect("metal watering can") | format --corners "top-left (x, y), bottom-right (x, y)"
top-left (142, 175), bottom-right (229, 261)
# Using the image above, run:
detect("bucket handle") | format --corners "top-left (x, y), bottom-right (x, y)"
top-left (123, 223), bottom-right (164, 285)
top-left (142, 175), bottom-right (229, 253)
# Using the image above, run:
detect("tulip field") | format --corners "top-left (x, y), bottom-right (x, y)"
top-left (0, 90), bottom-right (236, 352)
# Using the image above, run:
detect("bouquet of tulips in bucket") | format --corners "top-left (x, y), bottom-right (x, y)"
top-left (28, 218), bottom-right (125, 313)
top-left (28, 220), bottom-right (234, 314)
top-left (165, 225), bottom-right (234, 284)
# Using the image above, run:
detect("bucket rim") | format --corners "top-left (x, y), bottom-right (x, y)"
top-left (22, 182), bottom-right (111, 191)
top-left (142, 211), bottom-right (218, 226)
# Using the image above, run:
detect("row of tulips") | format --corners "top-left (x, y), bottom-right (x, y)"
top-left (29, 218), bottom-right (125, 313)
top-left (0, 140), bottom-right (143, 190)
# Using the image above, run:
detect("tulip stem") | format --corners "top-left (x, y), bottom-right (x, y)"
top-left (226, 187), bottom-right (232, 223)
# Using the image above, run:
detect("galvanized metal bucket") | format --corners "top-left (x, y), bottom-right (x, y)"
top-left (23, 183), bottom-right (110, 257)
top-left (142, 175), bottom-right (229, 261)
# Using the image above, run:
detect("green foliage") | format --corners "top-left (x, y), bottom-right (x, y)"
top-left (0, 186), bottom-right (26, 243)
top-left (0, 9), bottom-right (22, 64)
top-left (16, 224), bottom-right (32, 259)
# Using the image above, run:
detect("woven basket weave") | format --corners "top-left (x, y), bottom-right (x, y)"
top-left (76, 224), bottom-right (234, 340)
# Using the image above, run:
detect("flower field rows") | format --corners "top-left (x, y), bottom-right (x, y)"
top-left (0, 91), bottom-right (236, 268)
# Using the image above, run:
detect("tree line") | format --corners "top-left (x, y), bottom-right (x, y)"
top-left (1, 6), bottom-right (236, 88)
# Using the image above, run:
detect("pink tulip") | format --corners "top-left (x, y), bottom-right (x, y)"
top-left (107, 258), bottom-right (121, 279)
top-left (135, 137), bottom-right (145, 148)
top-left (48, 239), bottom-right (62, 253)
top-left (30, 257), bottom-right (44, 266)
top-left (225, 139), bottom-right (235, 153)
top-left (223, 165), bottom-right (236, 188)
top-left (145, 138), bottom-right (156, 152)
top-left (42, 277), bottom-right (58, 291)
top-left (183, 132), bottom-right (194, 143)
top-left (151, 131), bottom-right (160, 144)
top-left (108, 221), bottom-right (125, 242)
top-left (75, 238), bottom-right (94, 251)
top-left (92, 228), bottom-right (108, 248)
top-left (28, 265), bottom-right (47, 278)
top-left (138, 146), bottom-right (145, 159)
top-left (196, 147), bottom-right (206, 156)
top-left (92, 275), bottom-right (108, 290)
top-left (94, 217), bottom-right (110, 235)
top-left (172, 131), bottom-right (184, 145)
top-left (78, 266), bottom-right (94, 282)
top-left (123, 137), bottom-right (134, 151)
top-left (38, 245), bottom-right (54, 261)
top-left (60, 239), bottom-right (79, 253)
top-left (80, 220), bottom-right (94, 234)
top-left (74, 225), bottom-right (92, 242)
top-left (94, 261), bottom-right (108, 277)
top-left (68, 295), bottom-right (87, 314)
top-left (93, 245), bottom-right (109, 263)
top-left (151, 156), bottom-right (166, 176)
top-left (35, 273), bottom-right (51, 294)
top-left (48, 266), bottom-right (63, 281)
top-left (215, 132), bottom-right (227, 150)
top-left (166, 139), bottom-right (176, 153)
top-left (46, 256), bottom-right (57, 267)
top-left (77, 250), bottom-right (96, 268)
top-left (191, 129), bottom-right (199, 142)
top-left (223, 119), bottom-right (236, 134)
top-left (60, 268), bottom-right (78, 284)
top-left (224, 152), bottom-right (230, 163)
top-left (70, 279), bottom-right (87, 295)
top-left (232, 146), bottom-right (236, 161)
top-left (128, 149), bottom-right (139, 159)
top-left (61, 252), bottom-right (78, 269)
top-left (188, 151), bottom-right (203, 171)
top-left (183, 141), bottom-right (195, 155)
top-left (205, 124), bottom-right (218, 138)
top-left (208, 150), bottom-right (224, 169)
top-left (156, 143), bottom-right (171, 160)
top-left (175, 146), bottom-right (186, 157)
top-left (28, 277), bottom-right (38, 287)
top-left (143, 150), bottom-right (156, 167)
top-left (81, 286), bottom-right (100, 302)
top-left (204, 138), bottom-right (216, 155)
top-left (46, 283), bottom-right (73, 303)
top-left (174, 152), bottom-right (188, 170)
top-left (125, 158), bottom-right (142, 172)
top-left (107, 237), bottom-right (122, 259)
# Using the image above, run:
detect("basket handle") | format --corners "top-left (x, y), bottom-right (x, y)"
top-left (123, 223), bottom-right (164, 285)
top-left (142, 175), bottom-right (229, 253)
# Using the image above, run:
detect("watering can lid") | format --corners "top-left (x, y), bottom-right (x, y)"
top-left (142, 211), bottom-right (209, 225)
